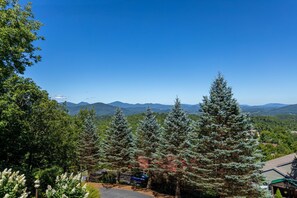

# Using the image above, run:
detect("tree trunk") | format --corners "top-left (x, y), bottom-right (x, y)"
top-left (146, 171), bottom-right (152, 189)
top-left (175, 179), bottom-right (181, 198)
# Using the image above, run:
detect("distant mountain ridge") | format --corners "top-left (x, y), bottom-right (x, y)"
top-left (62, 101), bottom-right (297, 116)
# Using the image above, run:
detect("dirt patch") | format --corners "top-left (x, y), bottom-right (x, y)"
top-left (87, 182), bottom-right (174, 198)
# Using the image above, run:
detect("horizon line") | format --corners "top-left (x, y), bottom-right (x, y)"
top-left (55, 100), bottom-right (294, 106)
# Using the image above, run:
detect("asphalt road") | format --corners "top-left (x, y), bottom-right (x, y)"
top-left (100, 187), bottom-right (152, 198)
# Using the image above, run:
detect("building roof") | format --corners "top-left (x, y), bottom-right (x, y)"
top-left (262, 153), bottom-right (296, 183)
top-left (263, 153), bottom-right (296, 171)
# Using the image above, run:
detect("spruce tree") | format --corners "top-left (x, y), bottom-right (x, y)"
top-left (198, 74), bottom-right (264, 197)
top-left (135, 107), bottom-right (161, 189)
top-left (186, 123), bottom-right (214, 194)
top-left (157, 98), bottom-right (193, 198)
top-left (103, 108), bottom-right (134, 183)
top-left (77, 109), bottom-right (100, 178)
top-left (275, 188), bottom-right (282, 198)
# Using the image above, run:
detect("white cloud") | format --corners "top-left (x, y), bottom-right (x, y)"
top-left (53, 95), bottom-right (67, 101)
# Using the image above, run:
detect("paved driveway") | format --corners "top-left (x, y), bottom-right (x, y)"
top-left (100, 187), bottom-right (152, 198)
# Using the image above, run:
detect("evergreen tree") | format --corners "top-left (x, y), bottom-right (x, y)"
top-left (103, 108), bottom-right (134, 183)
top-left (275, 188), bottom-right (282, 198)
top-left (135, 107), bottom-right (161, 189)
top-left (156, 98), bottom-right (193, 198)
top-left (197, 74), bottom-right (264, 197)
top-left (186, 122), bottom-right (214, 195)
top-left (77, 109), bottom-right (100, 177)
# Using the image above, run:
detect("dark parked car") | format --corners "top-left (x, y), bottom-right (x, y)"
top-left (130, 172), bottom-right (149, 187)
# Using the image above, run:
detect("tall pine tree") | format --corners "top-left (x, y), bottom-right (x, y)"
top-left (135, 107), bottom-right (161, 189)
top-left (156, 98), bottom-right (193, 198)
top-left (77, 109), bottom-right (100, 178)
top-left (103, 108), bottom-right (134, 183)
top-left (197, 74), bottom-right (264, 197)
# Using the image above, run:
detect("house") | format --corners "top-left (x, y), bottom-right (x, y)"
top-left (262, 153), bottom-right (296, 183)
top-left (262, 153), bottom-right (297, 197)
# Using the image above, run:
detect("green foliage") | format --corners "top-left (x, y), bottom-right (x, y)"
top-left (0, 75), bottom-right (79, 192)
top-left (135, 108), bottom-right (161, 158)
top-left (252, 115), bottom-right (297, 132)
top-left (156, 98), bottom-right (193, 197)
top-left (99, 170), bottom-right (117, 184)
top-left (46, 173), bottom-right (88, 198)
top-left (0, 168), bottom-right (29, 198)
top-left (196, 74), bottom-right (264, 197)
top-left (135, 107), bottom-right (161, 188)
top-left (102, 108), bottom-right (135, 177)
top-left (97, 113), bottom-right (297, 162)
top-left (0, 0), bottom-right (43, 80)
top-left (253, 116), bottom-right (297, 160)
top-left (0, 75), bottom-right (78, 169)
top-left (275, 188), bottom-right (282, 198)
top-left (76, 109), bottom-right (101, 175)
top-left (86, 184), bottom-right (100, 198)
top-left (33, 166), bottom-right (63, 194)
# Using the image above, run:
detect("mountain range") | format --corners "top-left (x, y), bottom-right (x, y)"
top-left (62, 101), bottom-right (297, 116)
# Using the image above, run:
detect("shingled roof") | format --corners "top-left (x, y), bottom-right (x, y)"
top-left (262, 153), bottom-right (296, 183)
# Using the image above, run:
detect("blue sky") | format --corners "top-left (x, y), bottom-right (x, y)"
top-left (22, 0), bottom-right (297, 105)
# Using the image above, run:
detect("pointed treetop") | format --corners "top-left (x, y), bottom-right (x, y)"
top-left (209, 73), bottom-right (233, 99)
top-left (160, 97), bottom-right (192, 155)
top-left (103, 106), bottom-right (134, 171)
top-left (115, 107), bottom-right (123, 115)
top-left (146, 106), bottom-right (153, 114)
top-left (174, 97), bottom-right (182, 108)
top-left (112, 108), bottom-right (128, 123)
top-left (136, 107), bottom-right (160, 160)
top-left (200, 73), bottom-right (240, 115)
top-left (143, 107), bottom-right (156, 123)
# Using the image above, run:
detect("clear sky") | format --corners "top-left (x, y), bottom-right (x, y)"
top-left (22, 0), bottom-right (297, 105)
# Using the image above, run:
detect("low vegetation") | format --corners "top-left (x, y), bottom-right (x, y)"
top-left (46, 173), bottom-right (89, 198)
top-left (0, 169), bottom-right (29, 198)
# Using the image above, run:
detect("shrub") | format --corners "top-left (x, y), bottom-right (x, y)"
top-left (46, 173), bottom-right (89, 198)
top-left (0, 168), bottom-right (29, 198)
top-left (275, 188), bottom-right (282, 198)
top-left (99, 170), bottom-right (116, 183)
top-left (34, 166), bottom-right (63, 193)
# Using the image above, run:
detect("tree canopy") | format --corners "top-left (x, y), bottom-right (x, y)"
top-left (102, 108), bottom-right (135, 182)
top-left (197, 74), bottom-right (264, 197)
top-left (76, 109), bottom-right (101, 175)
top-left (0, 0), bottom-right (43, 81)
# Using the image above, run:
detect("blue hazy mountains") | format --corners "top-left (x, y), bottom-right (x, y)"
top-left (63, 101), bottom-right (297, 116)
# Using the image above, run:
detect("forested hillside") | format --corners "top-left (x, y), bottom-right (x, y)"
top-left (253, 115), bottom-right (297, 160)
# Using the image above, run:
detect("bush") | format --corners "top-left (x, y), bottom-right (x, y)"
top-left (0, 168), bottom-right (29, 198)
top-left (100, 170), bottom-right (117, 183)
top-left (275, 188), bottom-right (282, 198)
top-left (33, 166), bottom-right (63, 193)
top-left (46, 173), bottom-right (89, 198)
